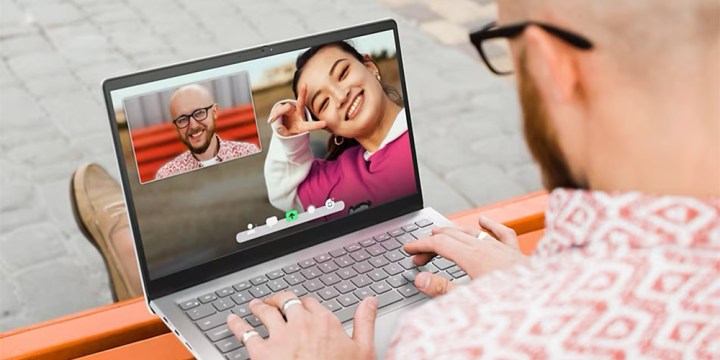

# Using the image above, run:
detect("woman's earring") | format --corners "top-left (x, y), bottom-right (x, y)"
top-left (334, 135), bottom-right (345, 146)
top-left (375, 73), bottom-right (381, 81)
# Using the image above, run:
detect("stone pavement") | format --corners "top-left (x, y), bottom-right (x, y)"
top-left (0, 0), bottom-right (541, 331)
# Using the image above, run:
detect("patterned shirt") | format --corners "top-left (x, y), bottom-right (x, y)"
top-left (387, 189), bottom-right (720, 359)
top-left (155, 136), bottom-right (260, 179)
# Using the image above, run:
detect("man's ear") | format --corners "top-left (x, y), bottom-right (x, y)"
top-left (362, 54), bottom-right (379, 75)
top-left (522, 26), bottom-right (581, 105)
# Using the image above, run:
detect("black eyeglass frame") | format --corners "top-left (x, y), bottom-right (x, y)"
top-left (172, 104), bottom-right (214, 129)
top-left (469, 21), bottom-right (594, 75)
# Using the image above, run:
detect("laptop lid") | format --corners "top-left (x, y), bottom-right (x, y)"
top-left (102, 19), bottom-right (423, 301)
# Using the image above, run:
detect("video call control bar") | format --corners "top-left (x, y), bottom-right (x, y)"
top-left (235, 201), bottom-right (346, 244)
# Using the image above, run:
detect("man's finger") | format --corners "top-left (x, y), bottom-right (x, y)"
top-left (227, 313), bottom-right (264, 350)
top-left (411, 253), bottom-right (435, 266)
top-left (477, 216), bottom-right (518, 249)
top-left (264, 291), bottom-right (306, 323)
top-left (404, 233), bottom-right (465, 259)
top-left (248, 299), bottom-right (286, 333)
top-left (431, 227), bottom-right (479, 245)
top-left (414, 272), bottom-right (456, 298)
top-left (351, 297), bottom-right (378, 351)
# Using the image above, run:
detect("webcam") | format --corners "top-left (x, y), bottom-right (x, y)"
top-left (261, 46), bottom-right (272, 53)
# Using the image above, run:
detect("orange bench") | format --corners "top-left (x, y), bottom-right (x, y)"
top-left (131, 105), bottom-right (260, 183)
top-left (0, 191), bottom-right (547, 360)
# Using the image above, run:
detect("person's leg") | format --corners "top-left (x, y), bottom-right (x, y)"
top-left (71, 163), bottom-right (142, 301)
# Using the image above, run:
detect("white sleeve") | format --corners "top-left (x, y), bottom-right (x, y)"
top-left (263, 100), bottom-right (314, 212)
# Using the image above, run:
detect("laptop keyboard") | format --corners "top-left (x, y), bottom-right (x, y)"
top-left (177, 218), bottom-right (468, 360)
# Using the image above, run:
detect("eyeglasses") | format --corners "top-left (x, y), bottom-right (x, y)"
top-left (172, 104), bottom-right (214, 129)
top-left (469, 21), bottom-right (594, 75)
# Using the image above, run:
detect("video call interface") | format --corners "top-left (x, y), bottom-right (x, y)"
top-left (110, 30), bottom-right (419, 279)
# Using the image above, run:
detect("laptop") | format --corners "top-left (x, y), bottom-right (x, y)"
top-left (102, 19), bottom-right (468, 360)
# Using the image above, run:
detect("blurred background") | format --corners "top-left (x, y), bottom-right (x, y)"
top-left (0, 0), bottom-right (541, 332)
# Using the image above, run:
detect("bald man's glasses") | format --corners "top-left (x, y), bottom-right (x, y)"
top-left (469, 21), bottom-right (594, 75)
top-left (172, 104), bottom-right (214, 129)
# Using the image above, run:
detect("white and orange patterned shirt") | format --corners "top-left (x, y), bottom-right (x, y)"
top-left (155, 136), bottom-right (260, 180)
top-left (387, 189), bottom-right (720, 359)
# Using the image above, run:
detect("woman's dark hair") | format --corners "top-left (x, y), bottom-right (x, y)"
top-left (291, 41), bottom-right (403, 161)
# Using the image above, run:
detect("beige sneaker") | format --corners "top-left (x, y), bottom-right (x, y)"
top-left (70, 163), bottom-right (142, 301)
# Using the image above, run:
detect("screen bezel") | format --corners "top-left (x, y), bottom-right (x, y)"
top-left (102, 19), bottom-right (424, 300)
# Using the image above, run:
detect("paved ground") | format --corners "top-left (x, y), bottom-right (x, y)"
top-left (0, 0), bottom-right (541, 331)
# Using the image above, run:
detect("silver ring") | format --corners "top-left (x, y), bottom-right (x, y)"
top-left (281, 298), bottom-right (303, 316)
top-left (241, 330), bottom-right (259, 345)
top-left (477, 231), bottom-right (491, 240)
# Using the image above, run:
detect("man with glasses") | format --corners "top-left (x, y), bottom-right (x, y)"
top-left (155, 84), bottom-right (260, 180)
top-left (224, 0), bottom-right (719, 358)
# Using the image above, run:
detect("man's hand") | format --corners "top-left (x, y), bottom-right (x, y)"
top-left (226, 291), bottom-right (377, 360)
top-left (405, 216), bottom-right (527, 297)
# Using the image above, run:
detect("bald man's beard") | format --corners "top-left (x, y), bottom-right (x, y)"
top-left (517, 53), bottom-right (584, 190)
top-left (182, 126), bottom-right (215, 155)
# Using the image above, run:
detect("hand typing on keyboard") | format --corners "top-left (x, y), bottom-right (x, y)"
top-left (226, 292), bottom-right (377, 360)
top-left (404, 216), bottom-right (527, 297)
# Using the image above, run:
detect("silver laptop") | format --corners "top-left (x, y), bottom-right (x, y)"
top-left (102, 19), bottom-right (467, 360)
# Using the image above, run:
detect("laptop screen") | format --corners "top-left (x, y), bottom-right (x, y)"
top-left (108, 27), bottom-right (418, 280)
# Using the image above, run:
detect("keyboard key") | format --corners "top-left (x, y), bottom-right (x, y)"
top-left (314, 253), bottom-right (332, 263)
top-left (402, 269), bottom-right (421, 282)
top-left (337, 268), bottom-right (357, 280)
top-left (418, 264), bottom-right (439, 274)
top-left (389, 228), bottom-right (405, 237)
top-left (447, 265), bottom-right (461, 274)
top-left (284, 273), bottom-right (305, 286)
top-left (317, 287), bottom-right (340, 301)
top-left (179, 299), bottom-right (200, 310)
top-left (282, 264), bottom-right (300, 274)
top-left (335, 280), bottom-right (357, 294)
top-left (249, 285), bottom-right (270, 298)
top-left (402, 224), bottom-right (419, 232)
top-left (267, 279), bottom-right (289, 292)
top-left (206, 324), bottom-right (233, 341)
top-left (337, 293), bottom-right (359, 307)
top-left (216, 287), bottom-right (235, 298)
top-left (233, 281), bottom-right (251, 292)
top-left (334, 255), bottom-right (354, 268)
top-left (256, 324), bottom-right (269, 338)
top-left (432, 258), bottom-right (454, 270)
top-left (383, 263), bottom-right (404, 276)
top-left (368, 269), bottom-right (388, 282)
top-left (250, 276), bottom-right (268, 285)
top-left (416, 218), bottom-right (433, 227)
top-left (438, 272), bottom-right (454, 281)
top-left (322, 300), bottom-right (341, 312)
top-left (299, 259), bottom-right (317, 269)
top-left (370, 281), bottom-right (391, 294)
top-left (335, 304), bottom-right (358, 323)
top-left (318, 261), bottom-right (339, 274)
top-left (399, 258), bottom-right (416, 270)
top-left (199, 293), bottom-right (218, 303)
top-left (349, 249), bottom-right (370, 262)
top-left (377, 290), bottom-right (403, 308)
top-left (186, 303), bottom-right (215, 320)
top-left (451, 270), bottom-right (467, 278)
top-left (411, 227), bottom-right (433, 239)
top-left (329, 248), bottom-right (347, 258)
top-left (215, 335), bottom-right (242, 353)
top-left (369, 256), bottom-right (390, 268)
top-left (351, 274), bottom-right (372, 288)
top-left (230, 290), bottom-right (252, 305)
top-left (232, 303), bottom-right (251, 317)
top-left (303, 279), bottom-right (323, 292)
top-left (301, 266), bottom-right (322, 279)
top-left (289, 285), bottom-right (308, 297)
top-left (197, 310), bottom-right (230, 331)
top-left (395, 234), bottom-right (415, 244)
top-left (365, 244), bottom-right (386, 256)
top-left (387, 274), bottom-right (408, 288)
top-left (266, 269), bottom-right (284, 280)
top-left (212, 298), bottom-right (235, 312)
top-left (245, 314), bottom-right (262, 327)
top-left (381, 239), bottom-right (402, 251)
top-left (359, 238), bottom-right (375, 247)
top-left (373, 233), bottom-right (391, 242)
top-left (383, 250), bottom-right (403, 262)
top-left (226, 347), bottom-right (249, 360)
top-left (352, 261), bottom-right (373, 274)
top-left (320, 273), bottom-right (341, 286)
top-left (398, 284), bottom-right (420, 298)
top-left (344, 243), bottom-right (362, 252)
top-left (353, 287), bottom-right (374, 300)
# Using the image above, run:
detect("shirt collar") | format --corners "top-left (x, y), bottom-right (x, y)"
top-left (364, 108), bottom-right (407, 161)
top-left (535, 188), bottom-right (720, 257)
top-left (191, 135), bottom-right (225, 164)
